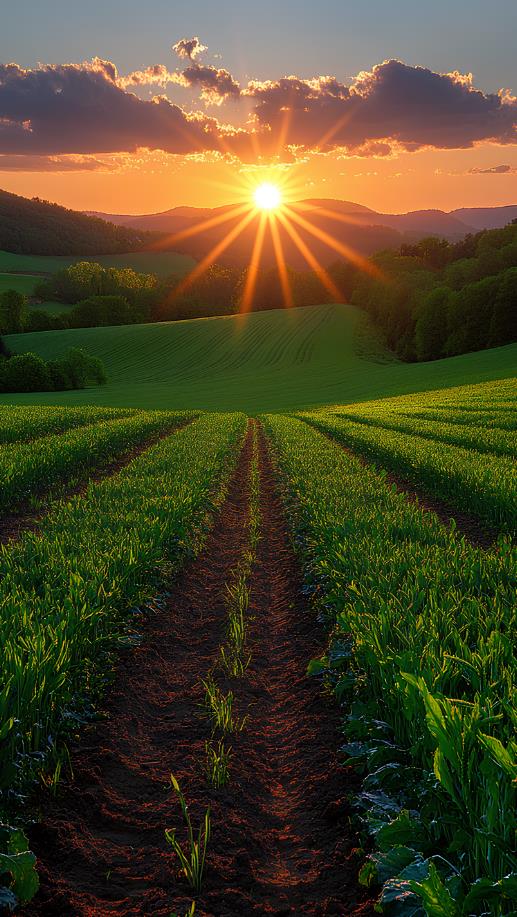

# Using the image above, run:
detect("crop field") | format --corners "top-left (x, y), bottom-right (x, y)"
top-left (0, 378), bottom-right (515, 915)
top-left (0, 249), bottom-right (196, 278)
top-left (3, 303), bottom-right (517, 412)
top-left (0, 404), bottom-right (133, 444)
top-left (302, 382), bottom-right (517, 534)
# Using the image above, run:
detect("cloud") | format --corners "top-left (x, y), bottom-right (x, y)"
top-left (118, 64), bottom-right (179, 89)
top-left (0, 153), bottom-right (115, 171)
top-left (245, 60), bottom-right (517, 155)
top-left (0, 57), bottom-right (516, 167)
top-left (469, 163), bottom-right (517, 174)
top-left (0, 61), bottom-right (241, 157)
top-left (178, 64), bottom-right (241, 105)
top-left (172, 37), bottom-right (207, 61)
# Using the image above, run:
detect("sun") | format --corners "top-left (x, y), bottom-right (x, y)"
top-left (253, 182), bottom-right (282, 211)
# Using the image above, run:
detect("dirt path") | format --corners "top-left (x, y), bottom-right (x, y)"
top-left (27, 423), bottom-right (374, 917)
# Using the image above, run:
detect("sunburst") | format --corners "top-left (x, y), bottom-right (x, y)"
top-left (154, 163), bottom-right (381, 314)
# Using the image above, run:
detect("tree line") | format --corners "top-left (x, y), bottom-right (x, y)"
top-left (351, 221), bottom-right (517, 360)
top-left (0, 189), bottom-right (158, 256)
top-left (3, 219), bottom-right (516, 363)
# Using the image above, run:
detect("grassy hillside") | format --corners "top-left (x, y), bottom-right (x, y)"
top-left (0, 250), bottom-right (196, 278)
top-left (0, 272), bottom-right (39, 296)
top-left (2, 303), bottom-right (515, 413)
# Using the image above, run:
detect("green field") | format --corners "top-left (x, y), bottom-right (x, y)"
top-left (2, 303), bottom-right (516, 412)
top-left (0, 271), bottom-right (40, 296)
top-left (0, 249), bottom-right (196, 278)
top-left (0, 368), bottom-right (515, 913)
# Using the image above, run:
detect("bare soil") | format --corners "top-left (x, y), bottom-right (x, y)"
top-left (26, 423), bottom-right (374, 917)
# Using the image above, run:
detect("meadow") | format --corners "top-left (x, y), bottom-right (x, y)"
top-left (0, 370), bottom-right (514, 915)
top-left (0, 249), bottom-right (196, 278)
top-left (0, 288), bottom-right (515, 915)
top-left (3, 302), bottom-right (517, 412)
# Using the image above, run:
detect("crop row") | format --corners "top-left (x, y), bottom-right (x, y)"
top-left (263, 414), bottom-right (516, 915)
top-left (302, 412), bottom-right (516, 534)
top-left (329, 408), bottom-right (516, 458)
top-left (0, 413), bottom-right (245, 817)
top-left (0, 404), bottom-right (134, 445)
top-left (399, 408), bottom-right (517, 432)
top-left (0, 410), bottom-right (193, 511)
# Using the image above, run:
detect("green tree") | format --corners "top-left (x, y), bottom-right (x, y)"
top-left (415, 287), bottom-right (453, 361)
top-left (489, 267), bottom-right (517, 347)
top-left (0, 353), bottom-right (52, 392)
top-left (0, 289), bottom-right (27, 334)
top-left (60, 348), bottom-right (107, 388)
top-left (68, 295), bottom-right (137, 328)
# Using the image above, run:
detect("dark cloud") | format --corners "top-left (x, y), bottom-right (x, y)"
top-left (245, 60), bottom-right (517, 155)
top-left (180, 64), bottom-right (241, 104)
top-left (172, 37), bottom-right (207, 61)
top-left (469, 163), bottom-right (516, 174)
top-left (0, 57), bottom-right (515, 166)
top-left (0, 61), bottom-right (237, 157)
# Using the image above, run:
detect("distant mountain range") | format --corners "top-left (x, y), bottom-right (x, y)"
top-left (2, 188), bottom-right (516, 269)
top-left (86, 199), bottom-right (517, 269)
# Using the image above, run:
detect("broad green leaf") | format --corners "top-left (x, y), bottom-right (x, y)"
top-left (0, 850), bottom-right (39, 904)
top-left (376, 811), bottom-right (426, 853)
top-left (478, 733), bottom-right (517, 779)
top-left (409, 862), bottom-right (457, 917)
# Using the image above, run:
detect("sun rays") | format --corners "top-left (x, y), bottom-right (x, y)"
top-left (157, 164), bottom-right (381, 314)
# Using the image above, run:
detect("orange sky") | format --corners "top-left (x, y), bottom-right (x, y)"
top-left (1, 143), bottom-right (516, 215)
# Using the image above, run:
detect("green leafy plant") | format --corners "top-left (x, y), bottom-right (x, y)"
top-left (201, 676), bottom-right (245, 734)
top-left (0, 825), bottom-right (39, 910)
top-left (263, 405), bottom-right (516, 915)
top-left (165, 776), bottom-right (210, 894)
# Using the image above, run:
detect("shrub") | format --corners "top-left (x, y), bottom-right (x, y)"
top-left (59, 348), bottom-right (107, 388)
top-left (0, 290), bottom-right (27, 334)
top-left (24, 310), bottom-right (54, 333)
top-left (68, 294), bottom-right (141, 328)
top-left (0, 347), bottom-right (106, 392)
top-left (0, 353), bottom-right (52, 393)
top-left (0, 335), bottom-right (10, 358)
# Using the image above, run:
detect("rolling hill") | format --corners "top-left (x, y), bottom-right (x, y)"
top-left (2, 304), bottom-right (515, 413)
top-left (86, 198), bottom-right (517, 270)
top-left (0, 188), bottom-right (159, 255)
top-left (90, 199), bottom-right (517, 237)
top-left (0, 249), bottom-right (196, 279)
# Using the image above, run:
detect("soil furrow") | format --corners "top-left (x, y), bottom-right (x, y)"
top-left (193, 428), bottom-right (373, 916)
top-left (26, 420), bottom-right (373, 916)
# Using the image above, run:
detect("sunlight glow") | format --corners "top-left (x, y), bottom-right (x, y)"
top-left (253, 182), bottom-right (282, 211)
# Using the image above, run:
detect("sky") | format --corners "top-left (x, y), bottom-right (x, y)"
top-left (1, 0), bottom-right (517, 214)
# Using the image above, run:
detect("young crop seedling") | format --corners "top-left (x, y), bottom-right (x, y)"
top-left (204, 738), bottom-right (232, 789)
top-left (165, 775), bottom-right (210, 895)
top-left (219, 569), bottom-right (252, 676)
top-left (201, 676), bottom-right (246, 733)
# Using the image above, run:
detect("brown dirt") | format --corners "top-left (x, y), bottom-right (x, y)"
top-left (25, 422), bottom-right (374, 917)
top-left (0, 422), bottom-right (189, 546)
